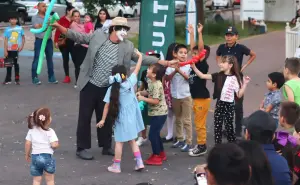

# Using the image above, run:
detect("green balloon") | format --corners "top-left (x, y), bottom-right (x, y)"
top-left (36, 13), bottom-right (60, 75)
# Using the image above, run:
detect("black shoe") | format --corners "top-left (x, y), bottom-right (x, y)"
top-left (189, 144), bottom-right (207, 157)
top-left (76, 149), bottom-right (94, 160)
top-left (102, 148), bottom-right (115, 156)
top-left (162, 137), bottom-right (173, 143)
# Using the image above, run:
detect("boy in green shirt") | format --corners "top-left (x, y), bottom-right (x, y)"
top-left (283, 58), bottom-right (300, 105)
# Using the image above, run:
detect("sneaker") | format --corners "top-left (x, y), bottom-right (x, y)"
top-left (172, 141), bottom-right (185, 148)
top-left (162, 137), bottom-right (174, 143)
top-left (159, 151), bottom-right (167, 161)
top-left (15, 81), bottom-right (20, 85)
top-left (108, 163), bottom-right (121, 173)
top-left (74, 84), bottom-right (77, 89)
top-left (32, 77), bottom-right (41, 85)
top-left (189, 145), bottom-right (198, 152)
top-left (134, 158), bottom-right (145, 171)
top-left (136, 137), bottom-right (147, 146)
top-left (181, 144), bottom-right (193, 152)
top-left (145, 154), bottom-right (162, 166)
top-left (62, 76), bottom-right (71, 83)
top-left (189, 145), bottom-right (207, 157)
top-left (2, 81), bottom-right (11, 85)
top-left (48, 76), bottom-right (58, 84)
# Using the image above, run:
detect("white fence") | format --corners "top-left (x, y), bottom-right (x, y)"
top-left (286, 21), bottom-right (300, 58)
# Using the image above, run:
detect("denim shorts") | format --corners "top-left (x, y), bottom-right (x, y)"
top-left (30, 153), bottom-right (56, 176)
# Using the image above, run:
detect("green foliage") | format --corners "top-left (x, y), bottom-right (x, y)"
top-left (82, 0), bottom-right (137, 13)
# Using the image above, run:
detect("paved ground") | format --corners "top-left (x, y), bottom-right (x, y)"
top-left (0, 30), bottom-right (285, 185)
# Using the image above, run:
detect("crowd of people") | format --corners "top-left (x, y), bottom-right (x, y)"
top-left (3, 1), bottom-right (300, 185)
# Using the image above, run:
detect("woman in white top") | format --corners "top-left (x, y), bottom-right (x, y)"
top-left (94, 8), bottom-right (112, 33)
top-left (25, 107), bottom-right (59, 185)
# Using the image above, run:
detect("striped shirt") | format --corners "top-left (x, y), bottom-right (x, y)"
top-left (89, 39), bottom-right (119, 87)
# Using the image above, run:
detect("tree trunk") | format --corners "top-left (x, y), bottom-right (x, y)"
top-left (195, 0), bottom-right (204, 24)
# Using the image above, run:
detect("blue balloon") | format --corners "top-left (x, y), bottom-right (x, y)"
top-left (30, 0), bottom-right (57, 34)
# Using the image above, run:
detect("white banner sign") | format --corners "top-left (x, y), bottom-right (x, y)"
top-left (241, 0), bottom-right (265, 20)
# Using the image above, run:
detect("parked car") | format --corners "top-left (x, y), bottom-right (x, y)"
top-left (213, 0), bottom-right (234, 9)
top-left (69, 0), bottom-right (86, 15)
top-left (95, 0), bottom-right (140, 18)
top-left (0, 0), bottom-right (28, 25)
top-left (232, 0), bottom-right (240, 5)
top-left (175, 0), bottom-right (186, 13)
top-left (16, 0), bottom-right (67, 20)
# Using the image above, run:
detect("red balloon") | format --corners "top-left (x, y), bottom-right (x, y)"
top-left (179, 49), bottom-right (207, 66)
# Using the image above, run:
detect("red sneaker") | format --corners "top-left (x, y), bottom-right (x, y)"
top-left (62, 76), bottom-right (71, 83)
top-left (145, 154), bottom-right (162, 166)
top-left (159, 151), bottom-right (167, 161)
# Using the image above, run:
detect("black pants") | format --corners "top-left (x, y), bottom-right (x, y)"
top-left (59, 39), bottom-right (74, 77)
top-left (5, 51), bottom-right (19, 82)
top-left (77, 82), bottom-right (112, 149)
top-left (235, 96), bottom-right (244, 137)
top-left (71, 44), bottom-right (87, 82)
top-left (214, 100), bottom-right (236, 144)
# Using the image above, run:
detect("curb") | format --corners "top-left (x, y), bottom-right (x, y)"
top-left (0, 48), bottom-right (62, 58)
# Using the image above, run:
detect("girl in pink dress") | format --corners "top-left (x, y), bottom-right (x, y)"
top-left (84, 14), bottom-right (94, 34)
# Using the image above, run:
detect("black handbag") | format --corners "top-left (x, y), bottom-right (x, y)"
top-left (4, 58), bottom-right (14, 67)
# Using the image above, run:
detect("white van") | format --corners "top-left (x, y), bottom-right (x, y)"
top-left (213, 0), bottom-right (230, 8)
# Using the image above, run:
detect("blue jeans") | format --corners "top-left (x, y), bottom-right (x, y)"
top-left (32, 38), bottom-right (54, 79)
top-left (149, 115), bottom-right (167, 155)
top-left (30, 154), bottom-right (56, 176)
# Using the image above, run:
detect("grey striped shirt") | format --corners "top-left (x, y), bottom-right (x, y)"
top-left (89, 39), bottom-right (119, 87)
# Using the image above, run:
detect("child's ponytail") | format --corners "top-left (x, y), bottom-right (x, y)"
top-left (108, 65), bottom-right (127, 126)
top-left (109, 82), bottom-right (121, 126)
top-left (27, 108), bottom-right (51, 131)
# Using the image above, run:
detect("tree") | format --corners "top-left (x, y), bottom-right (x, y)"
top-left (195, 0), bottom-right (204, 24)
top-left (83, 0), bottom-right (137, 13)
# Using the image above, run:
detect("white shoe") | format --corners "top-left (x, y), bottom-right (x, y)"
top-left (74, 85), bottom-right (77, 88)
top-left (136, 137), bottom-right (147, 146)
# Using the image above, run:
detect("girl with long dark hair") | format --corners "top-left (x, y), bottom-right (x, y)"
top-left (238, 140), bottom-right (274, 185)
top-left (94, 8), bottom-right (112, 33)
top-left (54, 2), bottom-right (74, 83)
top-left (191, 55), bottom-right (250, 144)
top-left (96, 50), bottom-right (144, 173)
top-left (161, 43), bottom-right (177, 143)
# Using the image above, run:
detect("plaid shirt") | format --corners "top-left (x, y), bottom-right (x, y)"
top-left (263, 89), bottom-right (282, 120)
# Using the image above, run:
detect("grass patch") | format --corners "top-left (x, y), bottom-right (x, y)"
top-left (129, 21), bottom-right (285, 48)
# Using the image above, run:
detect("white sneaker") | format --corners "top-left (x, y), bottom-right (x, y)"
top-left (136, 137), bottom-right (147, 146)
top-left (189, 145), bottom-right (198, 152)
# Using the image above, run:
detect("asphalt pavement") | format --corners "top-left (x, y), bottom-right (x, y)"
top-left (0, 30), bottom-right (285, 185)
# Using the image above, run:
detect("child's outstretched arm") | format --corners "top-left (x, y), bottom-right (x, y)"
top-left (191, 64), bottom-right (212, 80)
top-left (284, 85), bottom-right (295, 102)
top-left (50, 141), bottom-right (59, 149)
top-left (197, 23), bottom-right (204, 53)
top-left (187, 24), bottom-right (196, 51)
top-left (132, 49), bottom-right (143, 76)
top-left (237, 76), bottom-right (251, 98)
top-left (96, 103), bottom-right (109, 128)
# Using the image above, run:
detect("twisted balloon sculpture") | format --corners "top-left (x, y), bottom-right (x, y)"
top-left (30, 0), bottom-right (57, 34)
top-left (30, 0), bottom-right (60, 74)
top-left (179, 49), bottom-right (207, 66)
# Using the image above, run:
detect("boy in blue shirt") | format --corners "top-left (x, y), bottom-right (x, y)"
top-left (3, 14), bottom-right (25, 85)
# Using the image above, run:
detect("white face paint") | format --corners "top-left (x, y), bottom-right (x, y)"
top-left (116, 28), bottom-right (128, 41)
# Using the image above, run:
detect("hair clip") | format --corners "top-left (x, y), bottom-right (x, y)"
top-left (39, 115), bottom-right (46, 121)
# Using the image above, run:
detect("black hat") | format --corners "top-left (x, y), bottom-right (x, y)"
top-left (225, 26), bottom-right (238, 35)
top-left (243, 110), bottom-right (277, 135)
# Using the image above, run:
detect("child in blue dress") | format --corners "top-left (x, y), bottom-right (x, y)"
top-left (96, 49), bottom-right (144, 173)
